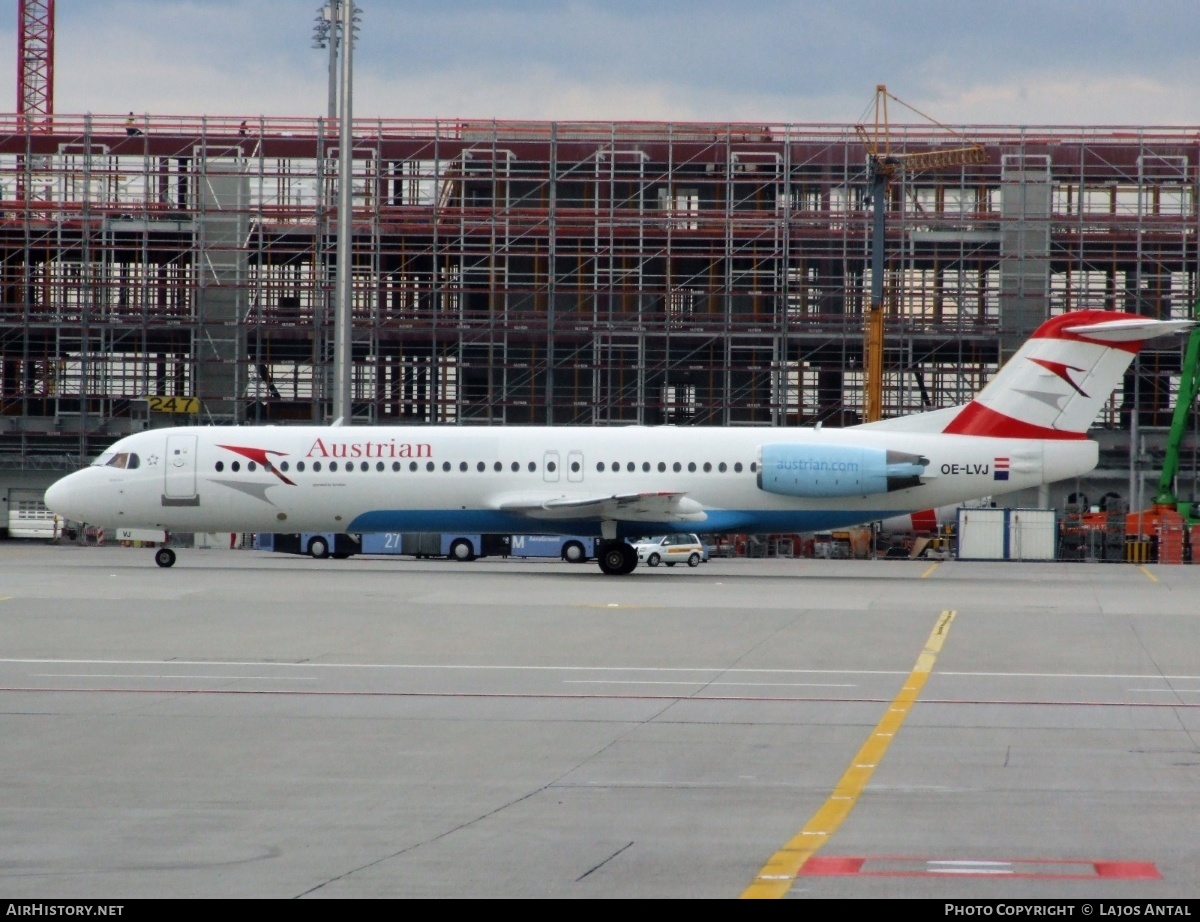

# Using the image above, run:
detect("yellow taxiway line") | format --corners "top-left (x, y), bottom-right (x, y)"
top-left (741, 609), bottom-right (958, 899)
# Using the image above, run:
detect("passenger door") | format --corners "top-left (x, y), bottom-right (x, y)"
top-left (163, 434), bottom-right (199, 506)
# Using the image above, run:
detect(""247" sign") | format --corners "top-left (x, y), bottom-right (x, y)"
top-left (144, 395), bottom-right (199, 414)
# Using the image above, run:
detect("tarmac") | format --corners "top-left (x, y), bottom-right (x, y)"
top-left (2, 541), bottom-right (1198, 900)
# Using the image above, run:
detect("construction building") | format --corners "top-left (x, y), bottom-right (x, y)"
top-left (2, 114), bottom-right (1198, 531)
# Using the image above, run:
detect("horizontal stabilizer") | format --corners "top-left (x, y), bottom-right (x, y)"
top-left (1062, 317), bottom-right (1194, 342)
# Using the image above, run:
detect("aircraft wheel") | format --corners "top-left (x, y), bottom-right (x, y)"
top-left (618, 544), bottom-right (638, 574)
top-left (449, 538), bottom-right (476, 562)
top-left (308, 536), bottom-right (330, 559)
top-left (562, 541), bottom-right (587, 563)
top-left (647, 552), bottom-right (661, 567)
top-left (687, 552), bottom-right (701, 567)
top-left (598, 541), bottom-right (637, 575)
top-left (154, 547), bottom-right (176, 568)
top-left (332, 552), bottom-right (352, 560)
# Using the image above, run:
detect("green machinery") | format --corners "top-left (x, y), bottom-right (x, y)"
top-left (1150, 302), bottom-right (1200, 526)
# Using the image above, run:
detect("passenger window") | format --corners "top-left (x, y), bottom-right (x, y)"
top-left (459, 461), bottom-right (468, 472)
top-left (628, 462), bottom-right (635, 472)
top-left (597, 462), bottom-right (606, 472)
top-left (511, 461), bottom-right (519, 472)
top-left (672, 462), bottom-right (681, 472)
top-left (312, 461), bottom-right (322, 472)
top-left (231, 461), bottom-right (241, 472)
top-left (330, 461), bottom-right (338, 472)
top-left (718, 462), bottom-right (727, 473)
top-left (734, 462), bottom-right (743, 473)
top-left (215, 461), bottom-right (224, 472)
top-left (248, 461), bottom-right (257, 472)
top-left (657, 462), bottom-right (666, 472)
top-left (642, 462), bottom-right (650, 472)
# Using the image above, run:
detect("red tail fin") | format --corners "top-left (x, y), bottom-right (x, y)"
top-left (942, 311), bottom-right (1192, 439)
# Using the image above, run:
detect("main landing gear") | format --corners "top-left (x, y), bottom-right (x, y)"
top-left (597, 540), bottom-right (637, 575)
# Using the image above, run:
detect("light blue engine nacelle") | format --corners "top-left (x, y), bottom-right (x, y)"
top-left (757, 443), bottom-right (928, 498)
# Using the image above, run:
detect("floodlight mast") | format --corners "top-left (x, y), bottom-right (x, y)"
top-left (333, 0), bottom-right (356, 423)
top-left (313, 2), bottom-right (362, 423)
top-left (311, 3), bottom-right (339, 120)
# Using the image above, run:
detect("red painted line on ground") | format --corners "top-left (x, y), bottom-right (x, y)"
top-left (802, 856), bottom-right (865, 875)
top-left (1095, 861), bottom-right (1162, 879)
top-left (800, 856), bottom-right (1161, 880)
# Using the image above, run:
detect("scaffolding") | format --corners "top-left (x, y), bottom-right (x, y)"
top-left (1, 114), bottom-right (1197, 467)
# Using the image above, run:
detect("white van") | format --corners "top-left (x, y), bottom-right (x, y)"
top-left (632, 534), bottom-right (706, 567)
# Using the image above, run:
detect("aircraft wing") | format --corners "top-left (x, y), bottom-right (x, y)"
top-left (494, 490), bottom-right (708, 524)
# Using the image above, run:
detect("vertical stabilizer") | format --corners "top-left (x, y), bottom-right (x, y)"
top-left (943, 311), bottom-right (1193, 439)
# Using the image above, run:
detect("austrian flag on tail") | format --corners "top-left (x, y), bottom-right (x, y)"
top-left (994, 457), bottom-right (1010, 481)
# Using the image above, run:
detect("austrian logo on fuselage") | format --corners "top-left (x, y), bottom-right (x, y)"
top-left (217, 444), bottom-right (296, 485)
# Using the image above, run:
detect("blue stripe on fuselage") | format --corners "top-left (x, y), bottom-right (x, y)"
top-left (346, 509), bottom-right (897, 537)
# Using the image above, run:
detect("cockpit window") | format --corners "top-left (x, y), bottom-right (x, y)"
top-left (92, 452), bottom-right (116, 467)
top-left (103, 452), bottom-right (141, 470)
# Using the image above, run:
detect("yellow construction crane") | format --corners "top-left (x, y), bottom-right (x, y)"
top-left (854, 85), bottom-right (987, 421)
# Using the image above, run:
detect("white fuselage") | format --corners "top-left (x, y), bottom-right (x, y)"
top-left (45, 423), bottom-right (1096, 539)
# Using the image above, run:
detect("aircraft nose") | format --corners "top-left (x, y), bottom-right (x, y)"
top-left (43, 473), bottom-right (79, 519)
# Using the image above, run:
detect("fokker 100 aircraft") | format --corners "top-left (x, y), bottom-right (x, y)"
top-left (44, 310), bottom-right (1192, 575)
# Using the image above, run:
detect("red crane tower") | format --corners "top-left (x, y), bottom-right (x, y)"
top-left (18, 0), bottom-right (55, 128)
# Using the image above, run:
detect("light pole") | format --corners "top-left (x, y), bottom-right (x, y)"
top-left (333, 0), bottom-right (356, 424)
top-left (313, 2), bottom-right (360, 423)
top-left (311, 3), bottom-right (340, 120)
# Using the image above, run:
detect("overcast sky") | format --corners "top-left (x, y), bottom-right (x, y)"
top-left (5, 1), bottom-right (1199, 126)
